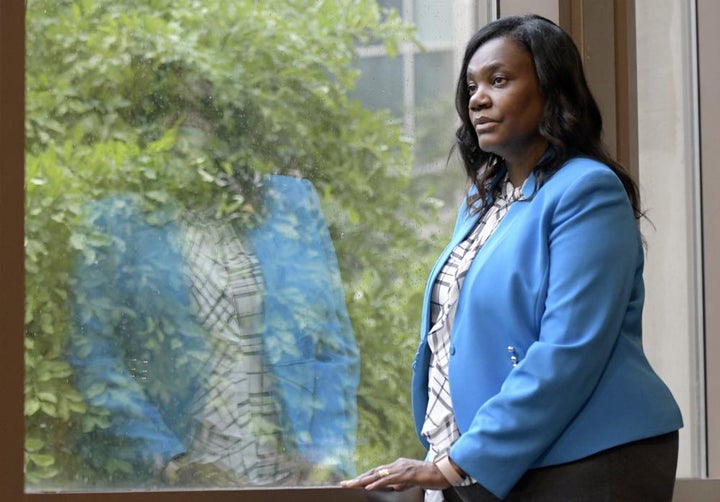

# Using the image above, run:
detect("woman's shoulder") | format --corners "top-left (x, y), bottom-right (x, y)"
top-left (555, 156), bottom-right (615, 179)
top-left (529, 156), bottom-right (636, 225)
top-left (542, 156), bottom-right (624, 195)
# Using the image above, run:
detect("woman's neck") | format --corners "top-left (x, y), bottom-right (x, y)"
top-left (505, 141), bottom-right (549, 187)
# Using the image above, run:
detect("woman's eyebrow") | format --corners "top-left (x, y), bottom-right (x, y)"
top-left (466, 61), bottom-right (505, 79)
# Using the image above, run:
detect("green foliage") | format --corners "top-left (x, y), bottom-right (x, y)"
top-left (25, 0), bottom-right (441, 485)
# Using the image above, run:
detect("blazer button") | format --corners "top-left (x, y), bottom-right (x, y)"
top-left (450, 345), bottom-right (456, 355)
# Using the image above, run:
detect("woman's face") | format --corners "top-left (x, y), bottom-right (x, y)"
top-left (465, 37), bottom-right (546, 168)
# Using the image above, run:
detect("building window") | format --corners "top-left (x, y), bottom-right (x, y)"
top-left (22, 0), bottom-right (482, 495)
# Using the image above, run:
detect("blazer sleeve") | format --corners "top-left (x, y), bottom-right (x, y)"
top-left (302, 178), bottom-right (360, 476)
top-left (250, 176), bottom-right (360, 477)
top-left (449, 167), bottom-right (642, 498)
top-left (70, 198), bottom-right (201, 475)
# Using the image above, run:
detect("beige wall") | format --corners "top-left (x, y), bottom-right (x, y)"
top-left (698, 0), bottom-right (720, 477)
top-left (636, 0), bottom-right (703, 477)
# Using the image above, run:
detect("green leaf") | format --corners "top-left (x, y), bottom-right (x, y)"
top-left (25, 399), bottom-right (41, 416)
top-left (37, 391), bottom-right (58, 404)
top-left (28, 453), bottom-right (56, 468)
top-left (25, 437), bottom-right (45, 452)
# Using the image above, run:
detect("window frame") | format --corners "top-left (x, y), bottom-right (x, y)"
top-left (1, 0), bottom-right (27, 498)
top-left (6, 1), bottom-right (718, 499)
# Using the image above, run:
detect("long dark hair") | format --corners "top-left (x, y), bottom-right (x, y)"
top-left (453, 14), bottom-right (641, 219)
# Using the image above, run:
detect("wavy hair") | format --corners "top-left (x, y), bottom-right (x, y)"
top-left (453, 14), bottom-right (641, 219)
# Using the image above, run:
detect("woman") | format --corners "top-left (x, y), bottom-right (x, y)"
top-left (342, 14), bottom-right (682, 501)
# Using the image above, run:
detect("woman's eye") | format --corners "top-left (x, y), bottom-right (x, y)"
top-left (492, 76), bottom-right (506, 86)
top-left (467, 83), bottom-right (477, 95)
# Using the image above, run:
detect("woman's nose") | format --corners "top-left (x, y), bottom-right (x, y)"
top-left (469, 87), bottom-right (489, 110)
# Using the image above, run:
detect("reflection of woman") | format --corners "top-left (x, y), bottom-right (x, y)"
top-left (343, 15), bottom-right (682, 501)
top-left (72, 174), bottom-right (359, 486)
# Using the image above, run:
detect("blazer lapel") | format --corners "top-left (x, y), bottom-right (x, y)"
top-left (463, 170), bottom-right (538, 278)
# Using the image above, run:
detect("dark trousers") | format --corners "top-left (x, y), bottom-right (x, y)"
top-left (443, 431), bottom-right (679, 502)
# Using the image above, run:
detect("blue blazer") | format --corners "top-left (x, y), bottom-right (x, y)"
top-left (411, 158), bottom-right (683, 498)
top-left (71, 175), bottom-right (359, 478)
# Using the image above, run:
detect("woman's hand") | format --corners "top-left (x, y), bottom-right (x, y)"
top-left (340, 457), bottom-right (450, 492)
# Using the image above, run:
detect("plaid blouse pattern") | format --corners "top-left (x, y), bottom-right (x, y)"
top-left (180, 215), bottom-right (297, 484)
top-left (423, 178), bottom-right (523, 502)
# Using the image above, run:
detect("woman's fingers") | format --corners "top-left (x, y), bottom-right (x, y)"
top-left (340, 458), bottom-right (450, 491)
top-left (340, 465), bottom-right (394, 489)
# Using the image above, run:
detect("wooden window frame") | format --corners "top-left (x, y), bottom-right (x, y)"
top-left (5, 0), bottom-right (719, 499)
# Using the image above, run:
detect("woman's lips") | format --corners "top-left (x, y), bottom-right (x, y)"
top-left (474, 117), bottom-right (498, 133)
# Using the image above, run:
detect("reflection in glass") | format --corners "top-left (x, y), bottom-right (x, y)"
top-left (70, 175), bottom-right (358, 487)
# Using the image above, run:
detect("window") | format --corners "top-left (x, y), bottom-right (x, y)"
top-left (16, 1), bottom-right (482, 498)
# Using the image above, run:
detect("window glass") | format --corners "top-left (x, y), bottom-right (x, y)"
top-left (351, 55), bottom-right (405, 117)
top-left (378, 0), bottom-right (403, 13)
top-left (414, 0), bottom-right (454, 44)
top-left (24, 0), bottom-right (462, 491)
top-left (414, 50), bottom-right (456, 165)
